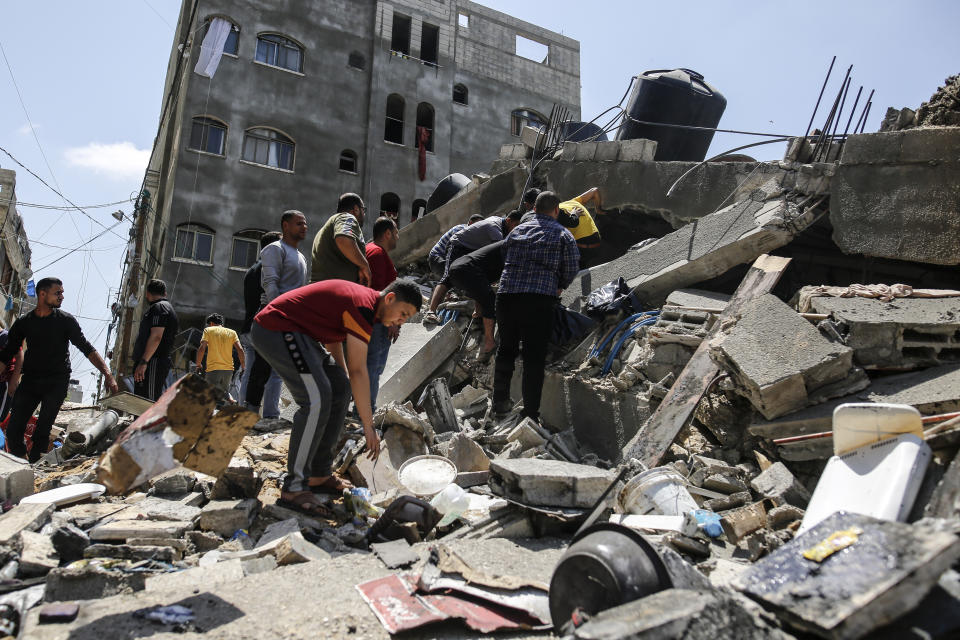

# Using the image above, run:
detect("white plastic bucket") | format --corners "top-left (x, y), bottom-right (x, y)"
top-left (619, 467), bottom-right (698, 516)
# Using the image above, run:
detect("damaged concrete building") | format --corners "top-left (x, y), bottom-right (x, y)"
top-left (8, 62), bottom-right (960, 640)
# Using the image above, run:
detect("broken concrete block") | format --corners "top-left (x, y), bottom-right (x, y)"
top-left (145, 558), bottom-right (244, 592)
top-left (198, 498), bottom-right (258, 537)
top-left (703, 491), bottom-right (751, 512)
top-left (378, 322), bottom-right (460, 406)
top-left (701, 473), bottom-right (750, 495)
top-left (186, 530), bottom-right (223, 553)
top-left (83, 544), bottom-right (178, 563)
top-left (451, 385), bottom-right (488, 410)
top-left (573, 141), bottom-right (599, 162)
top-left (149, 468), bottom-right (196, 495)
top-left (735, 511), bottom-right (960, 639)
top-left (616, 138), bottom-right (657, 162)
top-left (767, 504), bottom-right (804, 529)
top-left (444, 433), bottom-right (489, 472)
top-left (506, 419), bottom-right (548, 450)
top-left (51, 523), bottom-right (90, 563)
top-left (88, 519), bottom-right (193, 542)
top-left (96, 375), bottom-right (259, 494)
top-left (712, 294), bottom-right (858, 420)
top-left (0, 451), bottom-right (34, 503)
top-left (489, 459), bottom-right (617, 508)
top-left (418, 378), bottom-right (459, 434)
top-left (44, 566), bottom-right (147, 602)
top-left (720, 502), bottom-right (768, 544)
top-left (593, 140), bottom-right (620, 162)
top-left (0, 502), bottom-right (54, 544)
top-left (750, 462), bottom-right (810, 508)
top-left (19, 530), bottom-right (59, 575)
top-left (520, 125), bottom-right (541, 149)
top-left (211, 455), bottom-right (259, 499)
top-left (132, 496), bottom-right (202, 522)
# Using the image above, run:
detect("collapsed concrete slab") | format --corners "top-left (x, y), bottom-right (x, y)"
top-left (832, 127), bottom-right (960, 266)
top-left (804, 294), bottom-right (960, 369)
top-left (0, 451), bottom-right (34, 503)
top-left (0, 503), bottom-right (53, 545)
top-left (711, 294), bottom-right (861, 420)
top-left (488, 458), bottom-right (617, 508)
top-left (377, 321), bottom-right (460, 406)
top-left (735, 511), bottom-right (960, 639)
top-left (562, 168), bottom-right (830, 310)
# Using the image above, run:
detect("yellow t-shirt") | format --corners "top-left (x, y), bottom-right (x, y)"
top-left (202, 325), bottom-right (238, 372)
top-left (559, 200), bottom-right (600, 241)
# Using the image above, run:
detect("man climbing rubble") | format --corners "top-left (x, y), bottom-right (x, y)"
top-left (424, 210), bottom-right (522, 324)
top-left (195, 313), bottom-right (244, 403)
top-left (558, 187), bottom-right (606, 269)
top-left (250, 278), bottom-right (422, 515)
top-left (447, 239), bottom-right (506, 360)
top-left (0, 277), bottom-right (118, 462)
top-left (427, 213), bottom-right (484, 278)
top-left (493, 192), bottom-right (579, 421)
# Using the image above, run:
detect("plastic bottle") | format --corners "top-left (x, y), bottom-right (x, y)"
top-left (430, 484), bottom-right (470, 527)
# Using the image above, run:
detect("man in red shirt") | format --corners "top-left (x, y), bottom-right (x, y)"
top-left (251, 279), bottom-right (421, 515)
top-left (365, 217), bottom-right (399, 409)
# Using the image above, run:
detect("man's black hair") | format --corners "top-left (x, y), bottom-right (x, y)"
top-left (281, 209), bottom-right (304, 225)
top-left (337, 193), bottom-right (364, 213)
top-left (534, 191), bottom-right (561, 214)
top-left (383, 280), bottom-right (423, 311)
top-left (373, 216), bottom-right (397, 239)
top-left (468, 214), bottom-right (484, 223)
top-left (522, 188), bottom-right (541, 204)
top-left (36, 277), bottom-right (62, 293)
top-left (260, 231), bottom-right (282, 249)
top-left (206, 313), bottom-right (224, 325)
top-left (146, 279), bottom-right (167, 296)
top-left (506, 209), bottom-right (525, 222)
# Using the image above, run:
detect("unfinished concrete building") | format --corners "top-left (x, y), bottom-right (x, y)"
top-left (0, 169), bottom-right (34, 329)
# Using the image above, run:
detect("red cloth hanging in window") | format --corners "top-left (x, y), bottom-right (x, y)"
top-left (417, 126), bottom-right (430, 181)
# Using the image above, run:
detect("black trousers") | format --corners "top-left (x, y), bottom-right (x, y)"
top-left (134, 357), bottom-right (171, 401)
top-left (245, 348), bottom-right (273, 408)
top-left (493, 293), bottom-right (556, 420)
top-left (6, 374), bottom-right (69, 462)
top-left (449, 264), bottom-right (496, 318)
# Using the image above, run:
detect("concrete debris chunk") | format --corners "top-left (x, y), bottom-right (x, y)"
top-left (88, 519), bottom-right (193, 542)
top-left (149, 468), bottom-right (196, 495)
top-left (444, 432), bottom-right (490, 472)
top-left (198, 498), bottom-right (258, 537)
top-left (701, 473), bottom-right (750, 495)
top-left (144, 558), bottom-right (244, 592)
top-left (50, 523), bottom-right (90, 563)
top-left (750, 462), bottom-right (811, 508)
top-left (506, 418), bottom-right (548, 450)
top-left (83, 544), bottom-right (178, 563)
top-left (418, 378), bottom-right (459, 434)
top-left (735, 511), bottom-right (960, 639)
top-left (720, 502), bottom-right (769, 544)
top-left (0, 503), bottom-right (54, 545)
top-left (489, 458), bottom-right (617, 508)
top-left (711, 294), bottom-right (860, 420)
top-left (44, 567), bottom-right (147, 602)
top-left (19, 530), bottom-right (59, 575)
top-left (131, 496), bottom-right (202, 522)
top-left (0, 451), bottom-right (35, 503)
top-left (377, 322), bottom-right (461, 407)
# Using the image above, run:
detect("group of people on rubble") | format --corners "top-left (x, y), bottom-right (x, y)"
top-left (0, 184), bottom-right (605, 518)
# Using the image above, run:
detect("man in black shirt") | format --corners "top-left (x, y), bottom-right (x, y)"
top-left (238, 231), bottom-right (282, 418)
top-left (447, 239), bottom-right (506, 360)
top-left (132, 279), bottom-right (179, 400)
top-left (0, 277), bottom-right (118, 462)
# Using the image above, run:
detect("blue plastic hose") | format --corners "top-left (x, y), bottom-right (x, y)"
top-left (589, 310), bottom-right (659, 360)
top-left (601, 317), bottom-right (658, 375)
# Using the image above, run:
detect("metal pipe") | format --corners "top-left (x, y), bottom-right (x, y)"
top-left (61, 410), bottom-right (119, 457)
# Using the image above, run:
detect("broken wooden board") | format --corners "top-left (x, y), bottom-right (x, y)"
top-left (622, 254), bottom-right (792, 467)
top-left (100, 391), bottom-right (154, 417)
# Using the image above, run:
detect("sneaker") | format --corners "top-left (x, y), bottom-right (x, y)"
top-left (423, 311), bottom-right (441, 325)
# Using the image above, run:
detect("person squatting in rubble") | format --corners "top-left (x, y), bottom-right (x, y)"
top-left (131, 278), bottom-right (179, 401)
top-left (195, 313), bottom-right (244, 403)
top-left (365, 216), bottom-right (400, 410)
top-left (250, 278), bottom-right (422, 515)
top-left (0, 328), bottom-right (23, 423)
top-left (447, 238), bottom-right (506, 361)
top-left (0, 277), bottom-right (119, 462)
top-left (426, 213), bottom-right (484, 278)
top-left (310, 192), bottom-right (371, 286)
top-left (493, 192), bottom-right (580, 421)
top-left (239, 230), bottom-right (283, 417)
top-left (557, 187), bottom-right (606, 269)
top-left (423, 210), bottom-right (523, 325)
top-left (245, 210), bottom-right (308, 416)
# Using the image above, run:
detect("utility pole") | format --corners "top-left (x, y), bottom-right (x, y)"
top-left (116, 189), bottom-right (150, 380)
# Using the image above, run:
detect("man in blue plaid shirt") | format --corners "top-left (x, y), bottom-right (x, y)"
top-left (493, 191), bottom-right (580, 421)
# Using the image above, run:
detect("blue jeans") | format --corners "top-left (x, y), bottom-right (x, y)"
top-left (366, 323), bottom-right (392, 410)
top-left (240, 332), bottom-right (282, 418)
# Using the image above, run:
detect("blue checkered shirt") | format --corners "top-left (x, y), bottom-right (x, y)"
top-left (429, 224), bottom-right (465, 263)
top-left (498, 215), bottom-right (580, 296)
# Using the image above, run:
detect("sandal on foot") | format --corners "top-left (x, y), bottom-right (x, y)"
top-left (308, 473), bottom-right (355, 495)
top-left (277, 491), bottom-right (334, 517)
top-left (423, 311), bottom-right (441, 325)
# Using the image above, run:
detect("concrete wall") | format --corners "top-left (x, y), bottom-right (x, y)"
top-left (151, 0), bottom-right (580, 326)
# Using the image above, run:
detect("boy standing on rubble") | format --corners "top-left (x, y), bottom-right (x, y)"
top-left (365, 216), bottom-right (400, 410)
top-left (0, 277), bottom-right (118, 462)
top-left (250, 279), bottom-right (422, 515)
top-left (493, 192), bottom-right (579, 421)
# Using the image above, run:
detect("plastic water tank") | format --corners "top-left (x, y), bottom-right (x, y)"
top-left (616, 69), bottom-right (726, 161)
top-left (559, 121), bottom-right (608, 142)
top-left (426, 173), bottom-right (471, 214)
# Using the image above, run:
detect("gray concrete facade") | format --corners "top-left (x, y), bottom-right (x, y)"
top-left (148, 0), bottom-right (580, 326)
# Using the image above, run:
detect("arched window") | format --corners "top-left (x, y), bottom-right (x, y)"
top-left (453, 84), bottom-right (468, 105)
top-left (348, 51), bottom-right (365, 70)
top-left (230, 229), bottom-right (265, 269)
top-left (255, 34), bottom-right (303, 72)
top-left (174, 223), bottom-right (215, 264)
top-left (384, 94), bottom-right (405, 145)
top-left (416, 102), bottom-right (435, 152)
top-left (188, 116), bottom-right (227, 155)
top-left (380, 193), bottom-right (400, 221)
top-left (204, 17), bottom-right (240, 55)
top-left (339, 149), bottom-right (358, 173)
top-left (510, 108), bottom-right (546, 137)
top-left (242, 127), bottom-right (295, 170)
top-left (411, 199), bottom-right (427, 223)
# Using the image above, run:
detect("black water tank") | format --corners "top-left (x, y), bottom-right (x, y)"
top-left (426, 173), bottom-right (471, 214)
top-left (559, 121), bottom-right (608, 142)
top-left (616, 69), bottom-right (726, 161)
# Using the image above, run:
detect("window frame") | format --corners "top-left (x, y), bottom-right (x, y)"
top-left (338, 149), bottom-right (358, 174)
top-left (453, 83), bottom-right (468, 106)
top-left (411, 199), bottom-right (427, 223)
top-left (173, 224), bottom-right (216, 265)
top-left (241, 126), bottom-right (296, 172)
top-left (347, 51), bottom-right (366, 70)
top-left (384, 94), bottom-right (405, 145)
top-left (187, 116), bottom-right (228, 156)
top-left (229, 229), bottom-right (265, 271)
top-left (510, 108), bottom-right (547, 137)
top-left (420, 22), bottom-right (440, 67)
top-left (254, 33), bottom-right (304, 73)
top-left (416, 102), bottom-right (435, 153)
top-left (203, 16), bottom-right (240, 57)
top-left (380, 192), bottom-right (401, 222)
top-left (390, 14), bottom-right (412, 56)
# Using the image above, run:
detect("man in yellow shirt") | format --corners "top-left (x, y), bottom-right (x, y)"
top-left (558, 187), bottom-right (606, 269)
top-left (196, 313), bottom-right (245, 402)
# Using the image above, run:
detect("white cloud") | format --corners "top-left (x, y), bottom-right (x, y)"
top-left (64, 141), bottom-right (150, 181)
top-left (16, 123), bottom-right (39, 135)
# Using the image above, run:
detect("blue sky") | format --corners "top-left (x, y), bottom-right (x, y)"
top-left (1, 1), bottom-right (958, 399)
